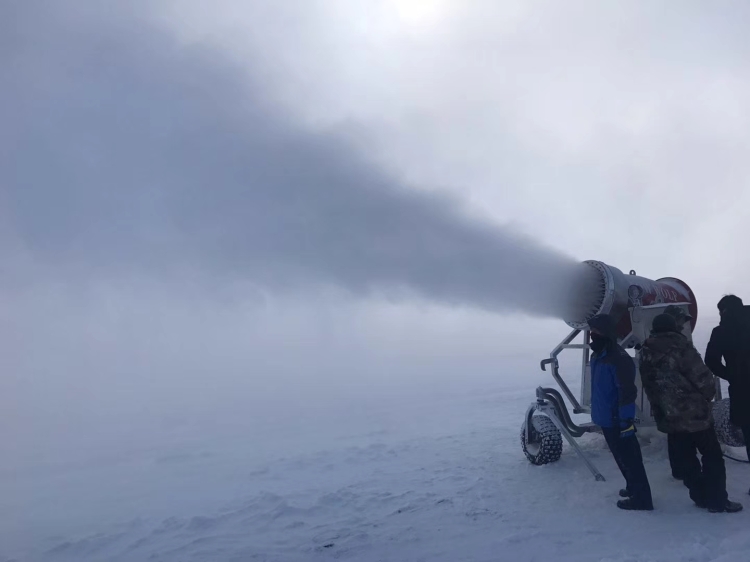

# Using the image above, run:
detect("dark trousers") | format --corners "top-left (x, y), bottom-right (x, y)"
top-left (742, 424), bottom-right (750, 461)
top-left (602, 427), bottom-right (653, 508)
top-left (667, 433), bottom-right (682, 478)
top-left (671, 427), bottom-right (727, 509)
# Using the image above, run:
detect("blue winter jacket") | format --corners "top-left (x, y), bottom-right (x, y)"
top-left (590, 344), bottom-right (637, 428)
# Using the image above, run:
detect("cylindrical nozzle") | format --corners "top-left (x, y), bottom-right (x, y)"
top-left (563, 260), bottom-right (697, 339)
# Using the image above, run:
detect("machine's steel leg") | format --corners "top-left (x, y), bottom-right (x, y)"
top-left (524, 402), bottom-right (536, 444)
top-left (537, 403), bottom-right (606, 481)
top-left (540, 329), bottom-right (586, 413)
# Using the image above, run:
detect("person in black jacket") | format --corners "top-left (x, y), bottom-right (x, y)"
top-left (705, 295), bottom-right (750, 493)
top-left (588, 313), bottom-right (653, 510)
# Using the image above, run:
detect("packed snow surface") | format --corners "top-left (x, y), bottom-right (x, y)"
top-left (3, 376), bottom-right (750, 562)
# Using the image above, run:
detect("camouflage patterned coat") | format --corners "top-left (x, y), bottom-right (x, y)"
top-left (638, 332), bottom-right (716, 433)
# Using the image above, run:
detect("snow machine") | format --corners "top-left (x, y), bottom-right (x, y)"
top-left (521, 260), bottom-right (742, 479)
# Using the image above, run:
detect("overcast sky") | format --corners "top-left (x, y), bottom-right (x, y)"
top-left (157, 0), bottom-right (750, 283)
top-left (155, 0), bottom-right (750, 308)
top-left (3, 0), bottom-right (750, 464)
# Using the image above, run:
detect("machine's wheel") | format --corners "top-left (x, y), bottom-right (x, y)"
top-left (521, 414), bottom-right (563, 465)
top-left (713, 398), bottom-right (745, 448)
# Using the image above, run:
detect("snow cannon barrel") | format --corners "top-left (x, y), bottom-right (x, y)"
top-left (564, 260), bottom-right (697, 340)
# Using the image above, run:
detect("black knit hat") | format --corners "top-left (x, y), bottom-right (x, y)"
top-left (652, 313), bottom-right (678, 334)
top-left (588, 314), bottom-right (618, 340)
top-left (718, 295), bottom-right (743, 313)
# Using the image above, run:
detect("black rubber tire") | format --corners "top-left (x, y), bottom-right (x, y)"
top-left (713, 398), bottom-right (746, 448)
top-left (521, 414), bottom-right (563, 465)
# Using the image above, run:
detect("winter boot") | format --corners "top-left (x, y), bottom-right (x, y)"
top-left (619, 489), bottom-right (632, 498)
top-left (617, 498), bottom-right (653, 511)
top-left (690, 491), bottom-right (706, 508)
top-left (708, 500), bottom-right (743, 513)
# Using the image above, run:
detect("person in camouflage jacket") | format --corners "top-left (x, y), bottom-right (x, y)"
top-left (661, 305), bottom-right (695, 480)
top-left (640, 312), bottom-right (715, 433)
top-left (639, 313), bottom-right (742, 513)
top-left (664, 304), bottom-right (693, 480)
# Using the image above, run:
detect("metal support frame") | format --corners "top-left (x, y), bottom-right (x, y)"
top-left (525, 387), bottom-right (606, 476)
top-left (540, 328), bottom-right (589, 414)
top-left (525, 387), bottom-right (588, 444)
top-left (525, 284), bottom-right (702, 480)
top-left (526, 309), bottom-right (661, 481)
top-left (525, 276), bottom-right (704, 481)
top-left (540, 404), bottom-right (605, 481)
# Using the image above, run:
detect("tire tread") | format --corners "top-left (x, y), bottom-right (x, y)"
top-left (521, 414), bottom-right (563, 465)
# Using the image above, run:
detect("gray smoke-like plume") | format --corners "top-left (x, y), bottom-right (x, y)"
top-left (1, 1), bottom-right (597, 322)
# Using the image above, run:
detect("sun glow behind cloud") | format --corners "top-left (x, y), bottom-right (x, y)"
top-left (388, 0), bottom-right (450, 28)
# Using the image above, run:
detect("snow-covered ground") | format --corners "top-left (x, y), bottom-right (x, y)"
top-left (3, 373), bottom-right (750, 562)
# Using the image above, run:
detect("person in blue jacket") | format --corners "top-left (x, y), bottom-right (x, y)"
top-left (588, 313), bottom-right (653, 510)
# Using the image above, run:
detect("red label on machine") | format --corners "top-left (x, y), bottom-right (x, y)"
top-left (617, 277), bottom-right (697, 339)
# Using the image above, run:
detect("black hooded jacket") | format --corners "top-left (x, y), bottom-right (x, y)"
top-left (705, 305), bottom-right (750, 426)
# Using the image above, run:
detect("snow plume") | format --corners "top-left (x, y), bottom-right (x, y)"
top-left (2, 1), bottom-right (597, 322)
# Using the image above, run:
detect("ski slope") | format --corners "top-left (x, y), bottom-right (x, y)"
top-left (3, 378), bottom-right (750, 562)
